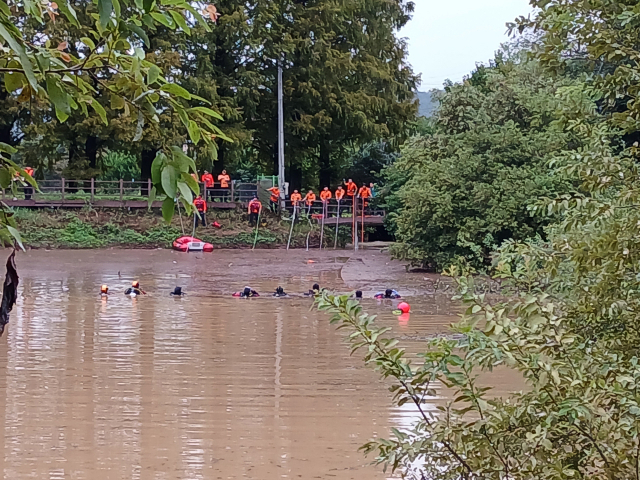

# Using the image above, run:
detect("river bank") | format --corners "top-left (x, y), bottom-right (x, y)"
top-left (14, 207), bottom-right (354, 250)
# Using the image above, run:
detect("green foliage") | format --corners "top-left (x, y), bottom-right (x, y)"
top-left (383, 54), bottom-right (576, 270)
top-left (99, 151), bottom-right (141, 181)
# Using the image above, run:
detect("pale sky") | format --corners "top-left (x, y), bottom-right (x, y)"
top-left (399, 0), bottom-right (533, 90)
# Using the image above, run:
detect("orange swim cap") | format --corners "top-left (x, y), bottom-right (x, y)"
top-left (101, 285), bottom-right (108, 293)
top-left (132, 281), bottom-right (139, 288)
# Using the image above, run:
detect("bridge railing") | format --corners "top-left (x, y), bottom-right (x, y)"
top-left (274, 199), bottom-right (384, 218)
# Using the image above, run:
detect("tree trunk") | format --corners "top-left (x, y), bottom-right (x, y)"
top-left (319, 141), bottom-right (331, 188)
top-left (141, 149), bottom-right (155, 196)
top-left (86, 135), bottom-right (98, 169)
top-left (289, 158), bottom-right (302, 192)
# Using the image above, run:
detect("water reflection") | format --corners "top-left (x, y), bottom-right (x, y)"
top-left (0, 249), bottom-right (507, 479)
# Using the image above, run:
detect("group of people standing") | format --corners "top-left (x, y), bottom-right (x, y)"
top-left (268, 179), bottom-right (375, 216)
top-left (192, 169), bottom-right (231, 201)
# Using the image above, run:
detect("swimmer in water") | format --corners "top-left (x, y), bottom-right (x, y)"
top-left (100, 285), bottom-right (109, 297)
top-left (305, 283), bottom-right (321, 296)
top-left (170, 286), bottom-right (184, 296)
top-left (355, 290), bottom-right (363, 299)
top-left (273, 286), bottom-right (288, 297)
top-left (124, 281), bottom-right (144, 297)
top-left (233, 286), bottom-right (260, 298)
top-left (374, 288), bottom-right (401, 299)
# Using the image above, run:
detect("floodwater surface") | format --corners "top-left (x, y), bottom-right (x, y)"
top-left (0, 248), bottom-right (518, 479)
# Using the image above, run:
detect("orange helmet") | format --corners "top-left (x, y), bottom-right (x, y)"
top-left (100, 285), bottom-right (108, 293)
top-left (132, 281), bottom-right (139, 288)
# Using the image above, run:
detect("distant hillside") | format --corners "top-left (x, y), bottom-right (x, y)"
top-left (416, 91), bottom-right (440, 118)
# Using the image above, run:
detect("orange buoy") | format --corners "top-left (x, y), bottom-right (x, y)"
top-left (398, 302), bottom-right (411, 314)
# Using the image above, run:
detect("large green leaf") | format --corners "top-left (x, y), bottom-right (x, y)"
top-left (168, 10), bottom-right (190, 35)
top-left (150, 12), bottom-right (174, 29)
top-left (4, 72), bottom-right (25, 93)
top-left (151, 152), bottom-right (166, 187)
top-left (181, 172), bottom-right (199, 195)
top-left (0, 168), bottom-right (11, 189)
top-left (189, 106), bottom-right (223, 120)
top-left (57, 0), bottom-right (80, 27)
top-left (90, 99), bottom-right (108, 125)
top-left (147, 64), bottom-right (162, 85)
top-left (177, 180), bottom-right (193, 204)
top-left (127, 23), bottom-right (150, 48)
top-left (46, 76), bottom-right (71, 122)
top-left (170, 146), bottom-right (196, 173)
top-left (97, 0), bottom-right (113, 29)
top-left (161, 196), bottom-right (175, 224)
top-left (160, 83), bottom-right (191, 99)
top-left (0, 143), bottom-right (17, 154)
top-left (187, 120), bottom-right (200, 144)
top-left (0, 23), bottom-right (37, 90)
top-left (7, 225), bottom-right (24, 251)
top-left (161, 164), bottom-right (177, 198)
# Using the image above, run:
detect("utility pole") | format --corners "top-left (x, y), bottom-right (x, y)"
top-left (277, 58), bottom-right (286, 202)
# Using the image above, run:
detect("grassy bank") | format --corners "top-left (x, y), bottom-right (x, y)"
top-left (14, 207), bottom-right (352, 249)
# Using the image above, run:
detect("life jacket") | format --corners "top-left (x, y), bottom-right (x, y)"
top-left (358, 186), bottom-right (371, 199)
top-left (290, 193), bottom-right (302, 205)
top-left (24, 167), bottom-right (34, 177)
top-left (201, 173), bottom-right (214, 188)
top-left (268, 187), bottom-right (280, 202)
top-left (194, 197), bottom-right (206, 212)
top-left (320, 190), bottom-right (332, 201)
top-left (304, 192), bottom-right (316, 205)
top-left (346, 182), bottom-right (357, 196)
top-left (218, 174), bottom-right (230, 188)
top-left (335, 188), bottom-right (345, 201)
top-left (249, 199), bottom-right (261, 213)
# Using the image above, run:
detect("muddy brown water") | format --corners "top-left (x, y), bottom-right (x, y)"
top-left (0, 249), bottom-right (521, 479)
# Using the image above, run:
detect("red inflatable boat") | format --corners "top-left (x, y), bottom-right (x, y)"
top-left (173, 236), bottom-right (214, 252)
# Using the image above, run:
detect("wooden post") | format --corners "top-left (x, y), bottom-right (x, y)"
top-left (119, 179), bottom-right (124, 202)
top-left (203, 183), bottom-right (207, 204)
top-left (61, 177), bottom-right (65, 201)
top-left (230, 181), bottom-right (235, 203)
top-left (90, 178), bottom-right (95, 203)
top-left (147, 178), bottom-right (152, 198)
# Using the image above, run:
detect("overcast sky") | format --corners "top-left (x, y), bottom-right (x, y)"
top-left (399, 0), bottom-right (533, 90)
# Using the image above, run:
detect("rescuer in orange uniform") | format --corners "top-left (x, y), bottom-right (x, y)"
top-left (201, 170), bottom-right (214, 200)
top-left (218, 170), bottom-right (231, 201)
top-left (303, 189), bottom-right (316, 215)
top-left (23, 166), bottom-right (34, 199)
top-left (345, 179), bottom-right (357, 212)
top-left (290, 190), bottom-right (302, 216)
top-left (194, 194), bottom-right (207, 228)
top-left (320, 187), bottom-right (332, 217)
top-left (268, 186), bottom-right (280, 213)
top-left (335, 186), bottom-right (345, 202)
top-left (357, 183), bottom-right (372, 214)
top-left (248, 195), bottom-right (262, 226)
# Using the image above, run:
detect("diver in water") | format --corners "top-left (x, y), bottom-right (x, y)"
top-left (355, 290), bottom-right (363, 299)
top-left (124, 281), bottom-right (144, 297)
top-left (233, 286), bottom-right (260, 298)
top-left (273, 286), bottom-right (288, 297)
top-left (170, 287), bottom-right (184, 296)
top-left (374, 288), bottom-right (401, 299)
top-left (305, 283), bottom-right (321, 296)
top-left (100, 285), bottom-right (109, 297)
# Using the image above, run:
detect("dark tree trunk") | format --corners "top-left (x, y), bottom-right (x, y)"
top-left (0, 87), bottom-right (13, 147)
top-left (273, 142), bottom-right (278, 176)
top-left (319, 141), bottom-right (331, 188)
top-left (289, 158), bottom-right (302, 192)
top-left (140, 149), bottom-right (155, 196)
top-left (86, 135), bottom-right (98, 169)
top-left (217, 144), bottom-right (225, 174)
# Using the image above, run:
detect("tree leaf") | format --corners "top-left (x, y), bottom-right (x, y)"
top-left (161, 196), bottom-right (175, 223)
top-left (0, 23), bottom-right (38, 90)
top-left (4, 72), bottom-right (25, 93)
top-left (147, 64), bottom-right (162, 85)
top-left (168, 10), bottom-right (190, 34)
top-left (160, 83), bottom-right (191, 99)
top-left (177, 180), bottom-right (193, 204)
top-left (187, 119), bottom-right (200, 144)
top-left (150, 12), bottom-right (174, 29)
top-left (0, 143), bottom-right (16, 154)
top-left (57, 0), bottom-right (80, 27)
top-left (0, 168), bottom-right (11, 189)
top-left (181, 171), bottom-right (199, 195)
top-left (46, 76), bottom-right (71, 122)
top-left (161, 164), bottom-right (177, 198)
top-left (90, 99), bottom-right (108, 125)
top-left (151, 151), bottom-right (165, 186)
top-left (127, 22), bottom-right (150, 48)
top-left (133, 110), bottom-right (145, 142)
top-left (170, 146), bottom-right (196, 173)
top-left (98, 0), bottom-right (113, 29)
top-left (188, 106), bottom-right (223, 120)
top-left (7, 226), bottom-right (24, 251)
